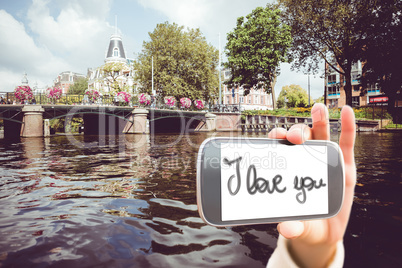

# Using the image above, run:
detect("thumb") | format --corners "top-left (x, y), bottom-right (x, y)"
top-left (277, 221), bottom-right (305, 239)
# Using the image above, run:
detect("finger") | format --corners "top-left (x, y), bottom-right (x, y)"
top-left (268, 127), bottom-right (287, 139)
top-left (311, 103), bottom-right (330, 141)
top-left (339, 105), bottom-right (356, 168)
top-left (278, 220), bottom-right (328, 244)
top-left (287, 124), bottom-right (311, 144)
top-left (330, 105), bottom-right (356, 239)
top-left (277, 221), bottom-right (305, 239)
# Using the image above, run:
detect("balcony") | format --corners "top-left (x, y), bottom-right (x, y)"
top-left (351, 79), bottom-right (361, 85)
top-left (327, 93), bottom-right (340, 99)
top-left (367, 89), bottom-right (381, 96)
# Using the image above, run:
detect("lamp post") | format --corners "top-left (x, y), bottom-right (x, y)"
top-left (218, 33), bottom-right (222, 111)
top-left (238, 87), bottom-right (242, 113)
top-left (152, 56), bottom-right (155, 96)
top-left (308, 74), bottom-right (311, 107)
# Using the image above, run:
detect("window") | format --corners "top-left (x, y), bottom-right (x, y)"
top-left (367, 84), bottom-right (379, 92)
top-left (351, 61), bottom-right (360, 71)
top-left (352, 96), bottom-right (360, 107)
top-left (254, 95), bottom-right (259, 104)
top-left (240, 97), bottom-right (244, 103)
top-left (351, 72), bottom-right (361, 82)
top-left (328, 86), bottom-right (333, 95)
top-left (248, 97), bottom-right (251, 104)
top-left (113, 48), bottom-right (119, 57)
top-left (328, 85), bottom-right (340, 95)
top-left (328, 75), bottom-right (336, 85)
top-left (226, 96), bottom-right (230, 104)
top-left (267, 97), bottom-right (271, 106)
top-left (261, 96), bottom-right (264, 105)
top-left (329, 99), bottom-right (338, 109)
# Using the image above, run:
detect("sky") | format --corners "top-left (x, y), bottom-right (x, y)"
top-left (0, 0), bottom-right (325, 99)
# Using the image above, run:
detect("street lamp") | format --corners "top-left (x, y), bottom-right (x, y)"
top-left (308, 74), bottom-right (311, 107)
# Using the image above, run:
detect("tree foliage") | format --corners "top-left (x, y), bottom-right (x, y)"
top-left (314, 95), bottom-right (325, 104)
top-left (277, 84), bottom-right (311, 108)
top-left (134, 22), bottom-right (219, 102)
top-left (359, 0), bottom-right (402, 119)
top-left (225, 5), bottom-right (292, 109)
top-left (101, 62), bottom-right (130, 93)
top-left (68, 77), bottom-right (88, 94)
top-left (279, 0), bottom-right (378, 106)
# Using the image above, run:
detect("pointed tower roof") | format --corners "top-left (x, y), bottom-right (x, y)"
top-left (105, 34), bottom-right (126, 63)
top-left (21, 72), bottom-right (28, 85)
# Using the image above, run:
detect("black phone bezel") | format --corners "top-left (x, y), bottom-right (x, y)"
top-left (197, 137), bottom-right (344, 227)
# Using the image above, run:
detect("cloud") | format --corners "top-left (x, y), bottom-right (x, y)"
top-left (137, 0), bottom-right (212, 29)
top-left (27, 0), bottom-right (114, 70)
top-left (0, 9), bottom-right (69, 90)
top-left (0, 0), bottom-right (115, 91)
top-left (137, 0), bottom-right (268, 45)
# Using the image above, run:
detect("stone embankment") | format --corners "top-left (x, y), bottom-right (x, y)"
top-left (242, 115), bottom-right (388, 132)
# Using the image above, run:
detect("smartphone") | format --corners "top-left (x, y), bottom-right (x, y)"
top-left (196, 137), bottom-right (344, 227)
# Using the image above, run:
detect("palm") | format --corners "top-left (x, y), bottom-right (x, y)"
top-left (268, 103), bottom-right (356, 266)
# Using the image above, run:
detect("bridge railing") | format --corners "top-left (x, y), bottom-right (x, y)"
top-left (0, 92), bottom-right (138, 107)
top-left (0, 92), bottom-right (242, 113)
top-left (208, 104), bottom-right (244, 113)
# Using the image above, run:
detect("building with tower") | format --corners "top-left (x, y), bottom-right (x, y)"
top-left (87, 32), bottom-right (136, 94)
top-left (21, 72), bottom-right (29, 86)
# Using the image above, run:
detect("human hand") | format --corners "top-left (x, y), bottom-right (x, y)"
top-left (268, 103), bottom-right (356, 267)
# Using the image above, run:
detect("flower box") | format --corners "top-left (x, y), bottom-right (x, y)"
top-left (180, 97), bottom-right (191, 109)
top-left (164, 96), bottom-right (176, 108)
top-left (193, 99), bottom-right (205, 110)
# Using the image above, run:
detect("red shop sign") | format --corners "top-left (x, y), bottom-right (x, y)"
top-left (369, 96), bottom-right (389, 103)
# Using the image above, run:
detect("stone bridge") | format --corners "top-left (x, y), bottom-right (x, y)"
top-left (0, 105), bottom-right (241, 138)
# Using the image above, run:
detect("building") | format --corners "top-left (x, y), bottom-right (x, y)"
top-left (325, 60), bottom-right (382, 108)
top-left (222, 69), bottom-right (275, 110)
top-left (87, 34), bottom-right (136, 93)
top-left (32, 81), bottom-right (47, 94)
top-left (54, 71), bottom-right (86, 94)
top-left (21, 72), bottom-right (29, 86)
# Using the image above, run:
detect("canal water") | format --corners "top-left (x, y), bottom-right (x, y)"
top-left (0, 131), bottom-right (400, 267)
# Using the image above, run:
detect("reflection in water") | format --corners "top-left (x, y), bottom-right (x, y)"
top-left (0, 133), bottom-right (276, 267)
top-left (344, 132), bottom-right (402, 268)
top-left (0, 131), bottom-right (400, 267)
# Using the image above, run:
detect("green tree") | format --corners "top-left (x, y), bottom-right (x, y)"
top-left (277, 84), bottom-right (311, 108)
top-left (101, 62), bottom-right (130, 93)
top-left (279, 0), bottom-right (378, 106)
top-left (360, 0), bottom-right (402, 121)
top-left (68, 77), bottom-right (88, 94)
top-left (134, 22), bottom-right (219, 102)
top-left (314, 95), bottom-right (325, 104)
top-left (225, 5), bottom-right (292, 109)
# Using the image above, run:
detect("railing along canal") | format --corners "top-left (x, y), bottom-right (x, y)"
top-left (0, 92), bottom-right (242, 113)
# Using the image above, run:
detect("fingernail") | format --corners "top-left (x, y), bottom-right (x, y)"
top-left (311, 104), bottom-right (328, 123)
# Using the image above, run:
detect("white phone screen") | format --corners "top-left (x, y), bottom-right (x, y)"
top-left (220, 142), bottom-right (329, 221)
